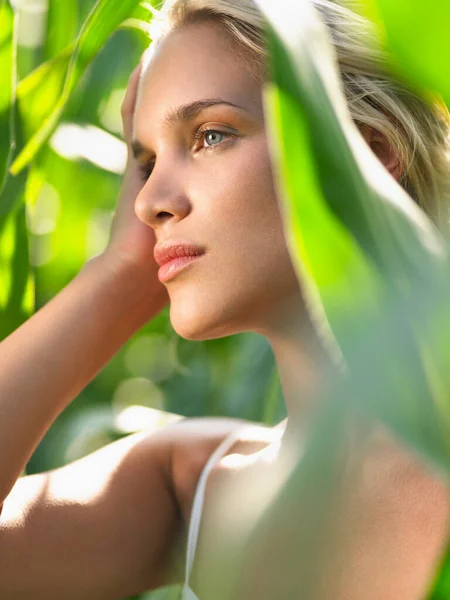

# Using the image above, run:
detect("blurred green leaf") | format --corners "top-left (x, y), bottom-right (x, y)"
top-left (0, 203), bottom-right (34, 340)
top-left (0, 0), bottom-right (16, 195)
top-left (10, 0), bottom-right (152, 176)
top-left (130, 0), bottom-right (158, 21)
top-left (223, 1), bottom-right (450, 595)
top-left (262, 367), bottom-right (283, 426)
top-left (366, 0), bottom-right (450, 106)
top-left (0, 70), bottom-right (33, 341)
top-left (230, 398), bottom-right (352, 600)
top-left (121, 0), bottom-right (158, 40)
top-left (255, 0), bottom-right (450, 465)
top-left (16, 45), bottom-right (75, 142)
top-left (45, 0), bottom-right (79, 59)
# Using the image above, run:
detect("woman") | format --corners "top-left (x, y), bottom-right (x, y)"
top-left (1, 0), bottom-right (450, 598)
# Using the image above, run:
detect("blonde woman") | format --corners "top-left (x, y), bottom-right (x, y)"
top-left (1, 1), bottom-right (450, 598)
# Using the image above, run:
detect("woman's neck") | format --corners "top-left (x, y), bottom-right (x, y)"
top-left (264, 297), bottom-right (339, 446)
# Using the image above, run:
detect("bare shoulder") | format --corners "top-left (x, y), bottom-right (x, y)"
top-left (353, 423), bottom-right (450, 514)
top-left (335, 421), bottom-right (450, 599)
top-left (168, 416), bottom-right (284, 522)
top-left (228, 421), bottom-right (450, 600)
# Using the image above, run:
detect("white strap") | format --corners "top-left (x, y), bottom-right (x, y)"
top-left (182, 586), bottom-right (200, 600)
top-left (183, 427), bottom-right (246, 594)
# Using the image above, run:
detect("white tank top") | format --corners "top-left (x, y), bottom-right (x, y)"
top-left (181, 427), bottom-right (246, 600)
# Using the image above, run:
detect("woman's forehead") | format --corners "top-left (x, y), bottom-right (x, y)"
top-left (136, 22), bottom-right (265, 127)
top-left (140, 21), bottom-right (261, 98)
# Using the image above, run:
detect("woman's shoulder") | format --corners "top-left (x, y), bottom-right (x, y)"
top-left (343, 422), bottom-right (450, 572)
top-left (168, 416), bottom-right (285, 525)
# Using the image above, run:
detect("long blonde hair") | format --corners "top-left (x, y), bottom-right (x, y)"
top-left (149, 0), bottom-right (450, 227)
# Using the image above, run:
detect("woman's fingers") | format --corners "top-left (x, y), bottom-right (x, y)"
top-left (121, 63), bottom-right (143, 143)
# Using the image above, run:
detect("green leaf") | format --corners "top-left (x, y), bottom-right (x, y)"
top-left (10, 0), bottom-right (148, 176)
top-left (236, 9), bottom-right (450, 595)
top-left (261, 0), bottom-right (445, 291)
top-left (16, 45), bottom-right (75, 143)
top-left (45, 0), bottom-right (79, 60)
top-left (0, 0), bottom-right (16, 195)
top-left (244, 2), bottom-right (450, 596)
top-left (0, 203), bottom-right (34, 341)
top-left (367, 0), bottom-right (450, 106)
top-left (254, 0), bottom-right (450, 461)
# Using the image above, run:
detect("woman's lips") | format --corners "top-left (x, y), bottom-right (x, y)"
top-left (157, 254), bottom-right (204, 283)
top-left (154, 243), bottom-right (206, 283)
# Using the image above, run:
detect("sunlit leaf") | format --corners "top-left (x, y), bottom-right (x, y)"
top-left (0, 203), bottom-right (34, 340)
top-left (16, 45), bottom-right (75, 142)
top-left (226, 0), bottom-right (450, 600)
top-left (0, 0), bottom-right (16, 195)
top-left (45, 0), bottom-right (79, 59)
top-left (10, 0), bottom-right (155, 175)
top-left (234, 1), bottom-right (450, 595)
top-left (130, 0), bottom-right (159, 22)
top-left (366, 0), bottom-right (450, 106)
top-left (254, 0), bottom-right (450, 464)
top-left (120, 18), bottom-right (153, 40)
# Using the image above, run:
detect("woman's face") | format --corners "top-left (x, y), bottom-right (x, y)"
top-left (133, 19), bottom-right (301, 340)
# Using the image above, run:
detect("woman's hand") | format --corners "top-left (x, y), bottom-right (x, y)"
top-left (103, 62), bottom-right (169, 317)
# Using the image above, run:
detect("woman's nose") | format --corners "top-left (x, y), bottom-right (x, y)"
top-left (134, 166), bottom-right (191, 229)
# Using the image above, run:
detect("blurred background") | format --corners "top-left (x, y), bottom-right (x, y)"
top-left (0, 1), bottom-right (285, 597)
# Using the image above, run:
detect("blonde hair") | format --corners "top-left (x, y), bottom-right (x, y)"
top-left (150, 0), bottom-right (450, 227)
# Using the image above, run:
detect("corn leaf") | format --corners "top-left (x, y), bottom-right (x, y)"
top-left (10, 0), bottom-right (150, 176)
top-left (0, 0), bottom-right (16, 195)
top-left (366, 0), bottom-right (450, 106)
top-left (254, 0), bottom-right (450, 462)
top-left (45, 0), bottom-right (79, 60)
top-left (0, 203), bottom-right (34, 341)
top-left (228, 0), bottom-right (450, 596)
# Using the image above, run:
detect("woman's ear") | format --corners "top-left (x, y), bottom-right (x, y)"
top-left (359, 124), bottom-right (403, 182)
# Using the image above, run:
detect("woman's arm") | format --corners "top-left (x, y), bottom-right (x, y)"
top-left (0, 61), bottom-right (168, 507)
top-left (0, 417), bottom-right (263, 599)
top-left (0, 252), bottom-right (166, 507)
top-left (0, 425), bottom-right (179, 600)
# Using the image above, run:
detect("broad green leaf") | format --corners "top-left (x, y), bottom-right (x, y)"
top-left (124, 0), bottom-right (159, 38)
top-left (120, 18), bottom-right (152, 41)
top-left (130, 0), bottom-right (158, 22)
top-left (0, 203), bottom-right (34, 340)
top-left (242, 1), bottom-right (450, 596)
top-left (45, 0), bottom-right (79, 59)
top-left (0, 0), bottom-right (16, 195)
top-left (230, 398), bottom-right (354, 600)
top-left (239, 1), bottom-right (450, 593)
top-left (366, 0), bottom-right (450, 106)
top-left (254, 0), bottom-right (450, 462)
top-left (16, 45), bottom-right (75, 143)
top-left (10, 0), bottom-right (151, 176)
top-left (0, 102), bottom-right (33, 340)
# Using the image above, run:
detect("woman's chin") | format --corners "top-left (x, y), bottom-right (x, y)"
top-left (169, 302), bottom-right (242, 341)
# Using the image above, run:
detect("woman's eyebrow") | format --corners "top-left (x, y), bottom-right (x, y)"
top-left (164, 98), bottom-right (247, 126)
top-left (132, 97), bottom-right (248, 160)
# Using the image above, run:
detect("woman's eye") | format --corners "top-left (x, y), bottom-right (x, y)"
top-left (195, 127), bottom-right (234, 151)
top-left (204, 130), bottom-right (227, 147)
top-left (137, 129), bottom-right (235, 183)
